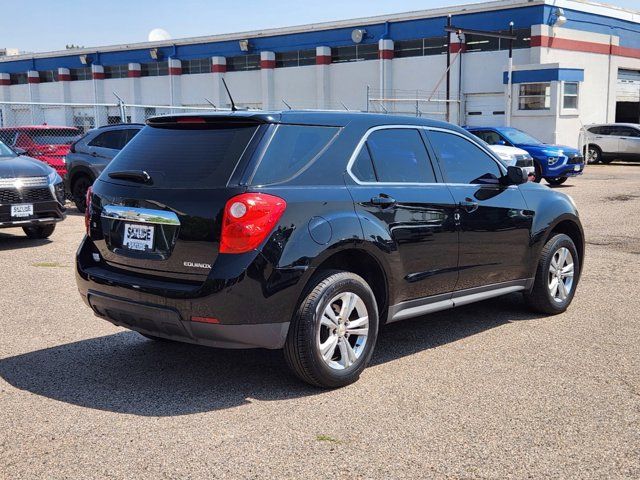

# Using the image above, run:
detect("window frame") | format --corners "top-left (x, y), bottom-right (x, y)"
top-left (518, 82), bottom-right (552, 111)
top-left (561, 81), bottom-right (580, 111)
top-left (347, 125), bottom-right (503, 186)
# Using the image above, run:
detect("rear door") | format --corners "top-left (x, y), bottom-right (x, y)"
top-left (89, 119), bottom-right (264, 279)
top-left (346, 126), bottom-right (459, 304)
top-left (87, 129), bottom-right (129, 162)
top-left (425, 128), bottom-right (533, 291)
top-left (613, 126), bottom-right (640, 157)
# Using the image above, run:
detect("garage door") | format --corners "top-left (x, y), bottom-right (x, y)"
top-left (465, 93), bottom-right (505, 126)
top-left (615, 69), bottom-right (640, 123)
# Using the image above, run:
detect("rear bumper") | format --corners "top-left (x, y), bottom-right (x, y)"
top-left (83, 290), bottom-right (289, 349)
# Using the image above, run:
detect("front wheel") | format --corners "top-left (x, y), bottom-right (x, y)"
top-left (545, 177), bottom-right (568, 186)
top-left (72, 175), bottom-right (93, 214)
top-left (284, 270), bottom-right (379, 388)
top-left (524, 234), bottom-right (580, 314)
top-left (533, 162), bottom-right (543, 183)
top-left (23, 224), bottom-right (56, 239)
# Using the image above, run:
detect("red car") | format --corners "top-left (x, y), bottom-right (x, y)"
top-left (0, 126), bottom-right (81, 177)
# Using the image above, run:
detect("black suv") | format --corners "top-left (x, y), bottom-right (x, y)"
top-left (65, 124), bottom-right (142, 212)
top-left (76, 112), bottom-right (584, 388)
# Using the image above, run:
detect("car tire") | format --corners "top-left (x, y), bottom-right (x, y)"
top-left (284, 270), bottom-right (379, 388)
top-left (71, 175), bottom-right (93, 214)
top-left (22, 224), bottom-right (56, 239)
top-left (524, 233), bottom-right (580, 315)
top-left (533, 162), bottom-right (543, 183)
top-left (586, 145), bottom-right (602, 164)
top-left (545, 177), bottom-right (568, 186)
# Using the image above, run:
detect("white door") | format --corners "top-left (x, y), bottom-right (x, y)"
top-left (465, 94), bottom-right (506, 127)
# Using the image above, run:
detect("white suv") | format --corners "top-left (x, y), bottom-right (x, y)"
top-left (583, 123), bottom-right (640, 164)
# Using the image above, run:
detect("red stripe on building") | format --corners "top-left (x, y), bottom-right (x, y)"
top-left (612, 45), bottom-right (640, 59)
top-left (127, 70), bottom-right (141, 78)
top-left (260, 59), bottom-right (276, 69)
top-left (0, 79), bottom-right (10, 86)
top-left (316, 55), bottom-right (332, 65)
top-left (211, 64), bottom-right (227, 73)
top-left (169, 67), bottom-right (182, 75)
top-left (449, 43), bottom-right (466, 54)
top-left (27, 76), bottom-right (40, 84)
top-left (92, 72), bottom-right (105, 80)
top-left (530, 35), bottom-right (611, 55)
top-left (379, 50), bottom-right (394, 60)
top-left (58, 74), bottom-right (71, 81)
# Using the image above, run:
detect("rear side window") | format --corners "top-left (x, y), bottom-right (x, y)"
top-left (89, 130), bottom-right (128, 150)
top-left (365, 128), bottom-right (436, 183)
top-left (250, 125), bottom-right (339, 185)
top-left (28, 129), bottom-right (79, 145)
top-left (472, 130), bottom-right (504, 145)
top-left (428, 130), bottom-right (502, 185)
top-left (102, 125), bottom-right (258, 188)
top-left (351, 146), bottom-right (377, 182)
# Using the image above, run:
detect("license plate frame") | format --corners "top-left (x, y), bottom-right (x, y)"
top-left (11, 204), bottom-right (33, 218)
top-left (123, 223), bottom-right (155, 252)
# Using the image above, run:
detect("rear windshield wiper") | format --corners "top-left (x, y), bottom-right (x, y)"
top-left (108, 170), bottom-right (153, 185)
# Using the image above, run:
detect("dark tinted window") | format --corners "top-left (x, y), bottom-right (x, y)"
top-left (89, 130), bottom-right (128, 150)
top-left (351, 145), bottom-right (376, 182)
top-left (471, 130), bottom-right (504, 145)
top-left (366, 129), bottom-right (435, 183)
top-left (429, 131), bottom-right (502, 184)
top-left (612, 126), bottom-right (640, 137)
top-left (103, 125), bottom-right (258, 188)
top-left (28, 129), bottom-right (80, 145)
top-left (251, 125), bottom-right (339, 185)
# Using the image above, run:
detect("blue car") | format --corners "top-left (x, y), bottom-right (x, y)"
top-left (465, 126), bottom-right (585, 186)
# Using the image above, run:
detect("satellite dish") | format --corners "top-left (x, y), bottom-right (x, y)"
top-left (351, 29), bottom-right (366, 44)
top-left (148, 28), bottom-right (171, 42)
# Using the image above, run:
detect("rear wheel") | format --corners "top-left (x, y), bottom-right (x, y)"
top-left (284, 270), bottom-right (379, 388)
top-left (524, 233), bottom-right (580, 314)
top-left (586, 145), bottom-right (602, 164)
top-left (545, 177), bottom-right (568, 186)
top-left (71, 175), bottom-right (92, 214)
top-left (22, 224), bottom-right (56, 239)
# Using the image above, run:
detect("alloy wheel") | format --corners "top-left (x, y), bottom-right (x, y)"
top-left (548, 247), bottom-right (575, 303)
top-left (316, 291), bottom-right (369, 370)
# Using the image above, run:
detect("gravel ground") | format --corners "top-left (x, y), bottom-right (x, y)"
top-left (1, 164), bottom-right (639, 479)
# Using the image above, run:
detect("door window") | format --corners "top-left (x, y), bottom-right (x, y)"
top-left (89, 130), bottom-right (129, 150)
top-left (471, 130), bottom-right (505, 145)
top-left (363, 128), bottom-right (436, 183)
top-left (428, 131), bottom-right (502, 185)
top-left (611, 126), bottom-right (640, 137)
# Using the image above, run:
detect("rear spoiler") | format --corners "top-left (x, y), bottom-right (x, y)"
top-left (146, 113), bottom-right (279, 128)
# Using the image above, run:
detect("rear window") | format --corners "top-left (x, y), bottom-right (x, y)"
top-left (102, 125), bottom-right (258, 188)
top-left (250, 125), bottom-right (340, 185)
top-left (28, 129), bottom-right (80, 145)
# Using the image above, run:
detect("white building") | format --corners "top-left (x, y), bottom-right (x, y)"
top-left (0, 0), bottom-right (639, 147)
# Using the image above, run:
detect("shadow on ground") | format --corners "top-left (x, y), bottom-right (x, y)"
top-left (0, 293), bottom-right (543, 416)
top-left (0, 232), bottom-right (52, 250)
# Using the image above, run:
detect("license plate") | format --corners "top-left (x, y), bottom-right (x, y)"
top-left (574, 165), bottom-right (581, 172)
top-left (11, 204), bottom-right (33, 218)
top-left (123, 223), bottom-right (155, 251)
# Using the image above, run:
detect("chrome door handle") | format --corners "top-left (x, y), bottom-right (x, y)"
top-left (370, 194), bottom-right (396, 208)
top-left (460, 197), bottom-right (479, 213)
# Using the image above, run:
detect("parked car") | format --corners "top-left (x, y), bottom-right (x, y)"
top-left (0, 126), bottom-right (80, 178)
top-left (65, 124), bottom-right (143, 213)
top-left (77, 112), bottom-right (584, 388)
top-left (486, 144), bottom-right (535, 178)
top-left (582, 123), bottom-right (640, 164)
top-left (465, 126), bottom-right (584, 186)
top-left (0, 140), bottom-right (66, 238)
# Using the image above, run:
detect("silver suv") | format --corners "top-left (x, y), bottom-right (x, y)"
top-left (583, 123), bottom-right (640, 164)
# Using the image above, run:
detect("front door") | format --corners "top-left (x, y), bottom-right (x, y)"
top-left (345, 127), bottom-right (459, 304)
top-left (426, 128), bottom-right (533, 291)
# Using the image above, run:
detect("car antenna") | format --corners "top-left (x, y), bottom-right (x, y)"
top-left (282, 99), bottom-right (292, 110)
top-left (204, 98), bottom-right (218, 110)
top-left (221, 77), bottom-right (237, 112)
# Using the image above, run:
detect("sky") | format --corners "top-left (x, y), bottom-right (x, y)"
top-left (1, 0), bottom-right (639, 53)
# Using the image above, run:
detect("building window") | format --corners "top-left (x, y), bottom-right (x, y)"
top-left (394, 37), bottom-right (448, 58)
top-left (275, 49), bottom-right (316, 68)
top-left (464, 34), bottom-right (500, 52)
top-left (562, 82), bottom-right (579, 109)
top-left (182, 58), bottom-right (211, 74)
top-left (226, 54), bottom-right (260, 72)
top-left (518, 83), bottom-right (551, 110)
top-left (70, 67), bottom-right (91, 81)
top-left (331, 44), bottom-right (378, 63)
top-left (9, 73), bottom-right (27, 85)
top-left (104, 64), bottom-right (129, 79)
top-left (140, 61), bottom-right (168, 77)
top-left (39, 70), bottom-right (58, 83)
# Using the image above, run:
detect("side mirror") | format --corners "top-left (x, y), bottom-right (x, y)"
top-left (13, 147), bottom-right (26, 156)
top-left (503, 165), bottom-right (527, 185)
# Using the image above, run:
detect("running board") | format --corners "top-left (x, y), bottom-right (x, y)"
top-left (388, 280), bottom-right (531, 323)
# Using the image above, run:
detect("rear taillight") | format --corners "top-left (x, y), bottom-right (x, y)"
top-left (220, 193), bottom-right (286, 254)
top-left (85, 186), bottom-right (93, 234)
